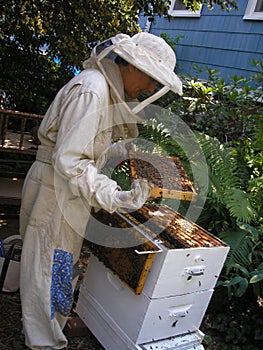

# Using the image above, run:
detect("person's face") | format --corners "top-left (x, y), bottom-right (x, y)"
top-left (123, 64), bottom-right (157, 99)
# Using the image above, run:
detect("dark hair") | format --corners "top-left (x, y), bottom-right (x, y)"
top-left (115, 55), bottom-right (129, 66)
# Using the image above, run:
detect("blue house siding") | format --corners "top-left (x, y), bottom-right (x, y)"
top-left (139, 0), bottom-right (263, 81)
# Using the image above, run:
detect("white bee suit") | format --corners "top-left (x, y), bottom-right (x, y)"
top-left (19, 66), bottom-right (143, 349)
top-left (19, 32), bottom-right (182, 350)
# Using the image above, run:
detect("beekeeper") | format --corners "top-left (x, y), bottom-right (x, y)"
top-left (19, 32), bottom-right (182, 350)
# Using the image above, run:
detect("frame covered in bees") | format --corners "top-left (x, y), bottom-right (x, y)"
top-left (129, 152), bottom-right (197, 201)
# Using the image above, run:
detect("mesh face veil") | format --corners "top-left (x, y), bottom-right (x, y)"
top-left (89, 32), bottom-right (183, 115)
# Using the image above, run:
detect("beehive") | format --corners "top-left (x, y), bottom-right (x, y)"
top-left (78, 203), bottom-right (229, 349)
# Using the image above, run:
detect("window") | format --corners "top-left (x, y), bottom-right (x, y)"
top-left (244, 0), bottom-right (263, 20)
top-left (168, 0), bottom-right (202, 17)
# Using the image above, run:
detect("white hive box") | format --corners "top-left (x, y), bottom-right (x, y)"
top-left (77, 255), bottom-right (213, 345)
top-left (128, 204), bottom-right (229, 298)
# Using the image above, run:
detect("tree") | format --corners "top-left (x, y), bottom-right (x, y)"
top-left (0, 0), bottom-right (237, 113)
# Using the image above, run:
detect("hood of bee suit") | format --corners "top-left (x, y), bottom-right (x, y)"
top-left (82, 32), bottom-right (183, 139)
top-left (83, 55), bottom-right (141, 140)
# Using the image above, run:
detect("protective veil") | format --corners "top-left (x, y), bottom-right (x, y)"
top-left (19, 32), bottom-right (182, 349)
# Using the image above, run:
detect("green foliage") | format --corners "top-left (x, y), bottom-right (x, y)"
top-left (183, 0), bottom-right (237, 12)
top-left (210, 125), bottom-right (263, 303)
top-left (160, 32), bottom-right (185, 50)
top-left (169, 61), bottom-right (263, 144)
top-left (171, 67), bottom-right (263, 304)
top-left (195, 133), bottom-right (261, 225)
top-left (110, 160), bottom-right (131, 191)
top-left (202, 289), bottom-right (263, 345)
top-left (137, 120), bottom-right (172, 153)
top-left (218, 222), bottom-right (263, 301)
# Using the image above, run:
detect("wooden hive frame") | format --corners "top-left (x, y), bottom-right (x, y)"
top-left (86, 210), bottom-right (161, 295)
top-left (129, 151), bottom-right (197, 201)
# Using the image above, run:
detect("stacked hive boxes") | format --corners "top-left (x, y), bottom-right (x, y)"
top-left (77, 203), bottom-right (229, 350)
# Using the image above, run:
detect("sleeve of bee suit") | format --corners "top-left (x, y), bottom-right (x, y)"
top-left (52, 75), bottom-right (122, 213)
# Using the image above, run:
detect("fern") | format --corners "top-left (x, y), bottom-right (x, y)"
top-left (137, 120), bottom-right (171, 153)
top-left (194, 132), bottom-right (257, 222)
top-left (220, 228), bottom-right (253, 270)
top-left (218, 222), bottom-right (263, 298)
top-left (226, 188), bottom-right (256, 223)
top-left (196, 132), bottom-right (240, 188)
top-left (137, 119), bottom-right (190, 159)
top-left (248, 176), bottom-right (263, 224)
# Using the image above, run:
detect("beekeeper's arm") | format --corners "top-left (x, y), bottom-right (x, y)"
top-left (52, 88), bottom-right (150, 213)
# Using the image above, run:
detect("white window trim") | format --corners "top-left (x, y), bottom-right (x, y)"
top-left (243, 0), bottom-right (263, 20)
top-left (168, 0), bottom-right (202, 18)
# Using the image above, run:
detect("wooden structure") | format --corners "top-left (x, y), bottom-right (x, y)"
top-left (0, 109), bottom-right (43, 156)
top-left (0, 109), bottom-right (43, 204)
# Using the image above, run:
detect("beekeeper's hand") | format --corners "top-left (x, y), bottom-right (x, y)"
top-left (107, 142), bottom-right (129, 159)
top-left (113, 179), bottom-right (153, 210)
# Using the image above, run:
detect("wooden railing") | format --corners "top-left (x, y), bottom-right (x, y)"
top-left (0, 109), bottom-right (44, 155)
top-left (0, 109), bottom-right (44, 180)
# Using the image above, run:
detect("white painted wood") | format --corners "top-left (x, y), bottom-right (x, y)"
top-left (77, 290), bottom-right (134, 350)
top-left (142, 245), bottom-right (229, 298)
top-left (78, 256), bottom-right (213, 344)
top-left (77, 288), bottom-right (205, 350)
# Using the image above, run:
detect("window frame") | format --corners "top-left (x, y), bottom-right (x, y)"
top-left (243, 0), bottom-right (263, 20)
top-left (168, 0), bottom-right (202, 18)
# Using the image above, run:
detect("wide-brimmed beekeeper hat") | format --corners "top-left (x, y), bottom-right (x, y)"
top-left (92, 32), bottom-right (182, 109)
top-left (111, 32), bottom-right (182, 96)
top-left (85, 32), bottom-right (182, 114)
